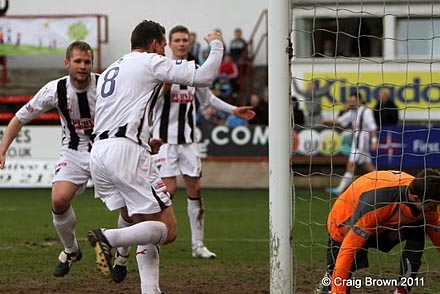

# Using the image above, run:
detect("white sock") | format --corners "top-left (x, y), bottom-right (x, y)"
top-left (116, 213), bottom-right (132, 257)
top-left (104, 221), bottom-right (167, 248)
top-left (188, 197), bottom-right (205, 249)
top-left (52, 206), bottom-right (78, 254)
top-left (337, 171), bottom-right (354, 193)
top-left (137, 244), bottom-right (161, 294)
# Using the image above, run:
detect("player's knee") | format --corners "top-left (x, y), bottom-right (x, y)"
top-left (193, 187), bottom-right (201, 197)
top-left (164, 225), bottom-right (177, 244)
top-left (186, 184), bottom-right (201, 197)
top-left (51, 196), bottom-right (70, 213)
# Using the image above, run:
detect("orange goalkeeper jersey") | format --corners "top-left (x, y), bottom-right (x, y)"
top-left (327, 170), bottom-right (440, 293)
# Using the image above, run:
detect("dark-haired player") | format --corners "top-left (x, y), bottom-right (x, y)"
top-left (88, 20), bottom-right (224, 294)
top-left (316, 169), bottom-right (440, 294)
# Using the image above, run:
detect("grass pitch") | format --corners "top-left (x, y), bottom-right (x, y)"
top-left (0, 188), bottom-right (269, 293)
top-left (0, 188), bottom-right (439, 293)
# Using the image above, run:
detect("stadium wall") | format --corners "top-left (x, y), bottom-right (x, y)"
top-left (194, 159), bottom-right (269, 189)
top-left (197, 160), bottom-right (342, 189)
top-left (4, 0), bottom-right (268, 68)
top-left (2, 123), bottom-right (437, 188)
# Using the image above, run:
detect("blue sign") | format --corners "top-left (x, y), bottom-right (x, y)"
top-left (197, 124), bottom-right (440, 170)
top-left (375, 126), bottom-right (440, 169)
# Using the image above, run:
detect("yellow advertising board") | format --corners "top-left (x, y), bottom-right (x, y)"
top-left (302, 71), bottom-right (440, 110)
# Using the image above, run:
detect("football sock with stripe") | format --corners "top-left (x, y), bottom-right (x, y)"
top-left (137, 244), bottom-right (161, 294)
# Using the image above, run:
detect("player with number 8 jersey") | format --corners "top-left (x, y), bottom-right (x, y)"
top-left (89, 20), bottom-right (224, 294)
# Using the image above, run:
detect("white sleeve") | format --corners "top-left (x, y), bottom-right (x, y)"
top-left (151, 40), bottom-right (222, 88)
top-left (15, 81), bottom-right (58, 124)
top-left (196, 87), bottom-right (236, 114)
top-left (192, 40), bottom-right (224, 87)
top-left (151, 56), bottom-right (195, 86)
top-left (336, 111), bottom-right (352, 128)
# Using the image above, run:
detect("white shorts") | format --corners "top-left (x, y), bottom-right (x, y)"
top-left (348, 141), bottom-right (372, 164)
top-left (154, 143), bottom-right (201, 178)
top-left (53, 148), bottom-right (91, 196)
top-left (90, 138), bottom-right (172, 216)
top-left (349, 134), bottom-right (372, 164)
top-left (348, 149), bottom-right (372, 164)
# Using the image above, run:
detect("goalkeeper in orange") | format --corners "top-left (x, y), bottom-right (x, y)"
top-left (315, 169), bottom-right (440, 294)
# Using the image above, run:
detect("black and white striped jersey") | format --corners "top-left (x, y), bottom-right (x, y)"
top-left (93, 52), bottom-right (198, 150)
top-left (15, 74), bottom-right (99, 152)
top-left (152, 85), bottom-right (236, 144)
top-left (336, 105), bottom-right (377, 150)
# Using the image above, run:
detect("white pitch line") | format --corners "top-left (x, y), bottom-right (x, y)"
top-left (0, 207), bottom-right (17, 211)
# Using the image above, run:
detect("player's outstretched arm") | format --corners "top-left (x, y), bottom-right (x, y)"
top-left (197, 87), bottom-right (255, 121)
top-left (233, 106), bottom-right (256, 121)
top-left (0, 116), bottom-right (24, 169)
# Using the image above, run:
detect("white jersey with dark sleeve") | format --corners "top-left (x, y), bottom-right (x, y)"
top-left (15, 74), bottom-right (98, 152)
top-left (93, 40), bottom-right (224, 150)
top-left (151, 84), bottom-right (235, 144)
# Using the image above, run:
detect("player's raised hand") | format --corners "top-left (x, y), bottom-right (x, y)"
top-left (204, 30), bottom-right (224, 44)
top-left (233, 106), bottom-right (256, 121)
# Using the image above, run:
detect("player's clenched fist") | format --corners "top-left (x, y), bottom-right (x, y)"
top-left (204, 30), bottom-right (224, 44)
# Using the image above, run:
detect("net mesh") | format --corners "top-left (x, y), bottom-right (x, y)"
top-left (290, 1), bottom-right (440, 293)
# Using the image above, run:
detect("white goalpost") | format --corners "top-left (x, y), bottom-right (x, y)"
top-left (270, 0), bottom-right (440, 293)
top-left (268, 0), bottom-right (293, 293)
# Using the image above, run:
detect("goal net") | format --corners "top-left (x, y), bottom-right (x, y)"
top-left (290, 1), bottom-right (440, 293)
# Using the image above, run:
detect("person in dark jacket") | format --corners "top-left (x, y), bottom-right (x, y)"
top-left (291, 96), bottom-right (304, 126)
top-left (293, 78), bottom-right (335, 127)
top-left (373, 88), bottom-right (399, 127)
